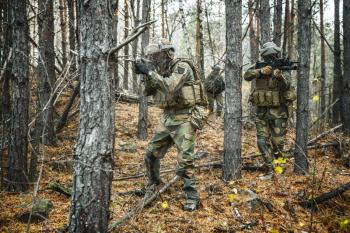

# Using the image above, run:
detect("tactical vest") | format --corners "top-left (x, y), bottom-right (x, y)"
top-left (250, 75), bottom-right (282, 107)
top-left (153, 59), bottom-right (208, 109)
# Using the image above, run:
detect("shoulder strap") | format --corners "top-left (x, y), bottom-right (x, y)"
top-left (170, 58), bottom-right (202, 81)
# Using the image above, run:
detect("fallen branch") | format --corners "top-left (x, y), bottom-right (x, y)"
top-left (299, 182), bottom-right (350, 208)
top-left (109, 20), bottom-right (157, 55)
top-left (307, 124), bottom-right (343, 146)
top-left (55, 81), bottom-right (80, 133)
top-left (108, 175), bottom-right (180, 231)
top-left (309, 98), bottom-right (339, 129)
top-left (113, 160), bottom-right (269, 182)
top-left (47, 182), bottom-right (71, 197)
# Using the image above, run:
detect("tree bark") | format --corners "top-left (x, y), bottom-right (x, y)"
top-left (259, 0), bottom-right (271, 44)
top-left (123, 0), bottom-right (129, 90)
top-left (342, 0), bottom-right (350, 133)
top-left (68, 1), bottom-right (116, 232)
top-left (294, 0), bottom-right (311, 174)
top-left (37, 0), bottom-right (56, 145)
top-left (273, 0), bottom-right (282, 46)
top-left (332, 0), bottom-right (342, 125)
top-left (7, 0), bottom-right (30, 192)
top-left (195, 0), bottom-right (205, 78)
top-left (320, 0), bottom-right (326, 117)
top-left (179, 0), bottom-right (194, 59)
top-left (204, 0), bottom-right (215, 64)
top-left (59, 0), bottom-right (68, 67)
top-left (223, 0), bottom-right (242, 181)
top-left (137, 0), bottom-right (151, 140)
top-left (161, 0), bottom-right (166, 38)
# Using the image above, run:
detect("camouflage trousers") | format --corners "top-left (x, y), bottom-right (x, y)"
top-left (207, 92), bottom-right (224, 116)
top-left (255, 106), bottom-right (288, 163)
top-left (145, 112), bottom-right (199, 201)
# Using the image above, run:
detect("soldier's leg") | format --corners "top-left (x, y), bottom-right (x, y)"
top-left (270, 118), bottom-right (288, 158)
top-left (216, 93), bottom-right (224, 117)
top-left (172, 122), bottom-right (199, 211)
top-left (145, 124), bottom-right (173, 186)
top-left (256, 116), bottom-right (273, 163)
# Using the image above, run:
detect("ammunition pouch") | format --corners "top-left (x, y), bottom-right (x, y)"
top-left (250, 90), bottom-right (281, 107)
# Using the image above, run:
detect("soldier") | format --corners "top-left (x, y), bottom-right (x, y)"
top-left (204, 65), bottom-right (225, 117)
top-left (134, 38), bottom-right (208, 211)
top-left (243, 42), bottom-right (296, 169)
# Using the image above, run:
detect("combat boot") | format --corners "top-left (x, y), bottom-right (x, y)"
top-left (144, 152), bottom-right (162, 186)
top-left (182, 176), bottom-right (200, 211)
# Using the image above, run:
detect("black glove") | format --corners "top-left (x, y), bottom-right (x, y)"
top-left (135, 60), bottom-right (151, 75)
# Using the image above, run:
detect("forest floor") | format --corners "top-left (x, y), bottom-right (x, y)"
top-left (1, 101), bottom-right (350, 233)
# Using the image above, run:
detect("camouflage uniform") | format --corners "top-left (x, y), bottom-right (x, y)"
top-left (244, 63), bottom-right (291, 163)
top-left (142, 54), bottom-right (207, 209)
top-left (204, 70), bottom-right (225, 116)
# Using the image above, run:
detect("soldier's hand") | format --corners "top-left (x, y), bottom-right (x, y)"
top-left (260, 66), bottom-right (272, 76)
top-left (135, 60), bottom-right (151, 76)
top-left (273, 68), bottom-right (283, 80)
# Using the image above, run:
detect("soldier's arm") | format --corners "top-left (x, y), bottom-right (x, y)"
top-left (277, 71), bottom-right (291, 91)
top-left (243, 65), bottom-right (260, 81)
top-left (148, 62), bottom-right (193, 94)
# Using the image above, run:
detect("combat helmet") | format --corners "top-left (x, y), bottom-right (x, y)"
top-left (144, 38), bottom-right (175, 56)
top-left (259, 42), bottom-right (281, 57)
top-left (211, 64), bottom-right (221, 71)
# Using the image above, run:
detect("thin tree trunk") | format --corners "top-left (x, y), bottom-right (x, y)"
top-left (320, 0), bottom-right (326, 117)
top-left (195, 0), bottom-right (205, 78)
top-left (248, 0), bottom-right (259, 120)
top-left (68, 0), bottom-right (76, 71)
top-left (37, 0), bottom-right (56, 145)
top-left (132, 0), bottom-right (141, 93)
top-left (7, 0), bottom-right (30, 192)
top-left (179, 0), bottom-right (194, 59)
top-left (68, 0), bottom-right (116, 231)
top-left (137, 0), bottom-right (151, 140)
top-left (282, 0), bottom-right (290, 55)
top-left (204, 0), bottom-right (215, 64)
top-left (288, 0), bottom-right (295, 58)
top-left (59, 0), bottom-right (68, 67)
top-left (273, 0), bottom-right (282, 46)
top-left (332, 0), bottom-right (342, 125)
top-left (123, 0), bottom-right (129, 90)
top-left (161, 0), bottom-right (165, 38)
top-left (259, 0), bottom-right (271, 44)
top-left (342, 0), bottom-right (350, 133)
top-left (294, 0), bottom-right (311, 174)
top-left (223, 0), bottom-right (242, 181)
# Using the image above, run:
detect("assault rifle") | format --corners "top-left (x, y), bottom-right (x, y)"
top-left (255, 58), bottom-right (299, 71)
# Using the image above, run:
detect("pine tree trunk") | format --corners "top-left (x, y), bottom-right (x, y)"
top-left (137, 0), bottom-right (151, 140)
top-left (195, 0), bottom-right (205, 78)
top-left (332, 0), bottom-right (342, 125)
top-left (259, 0), bottom-right (271, 44)
top-left (68, 0), bottom-right (76, 70)
top-left (343, 0), bottom-right (350, 133)
top-left (7, 0), bottom-right (30, 192)
top-left (179, 0), bottom-right (194, 59)
top-left (37, 0), bottom-right (56, 145)
top-left (68, 1), bottom-right (116, 232)
top-left (320, 0), bottom-right (326, 117)
top-left (223, 0), bottom-right (242, 181)
top-left (161, 0), bottom-right (165, 38)
top-left (294, 0), bottom-right (311, 174)
top-left (282, 0), bottom-right (290, 55)
top-left (273, 0), bottom-right (282, 46)
top-left (123, 0), bottom-right (129, 90)
top-left (204, 0), bottom-right (215, 64)
top-left (59, 0), bottom-right (68, 67)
